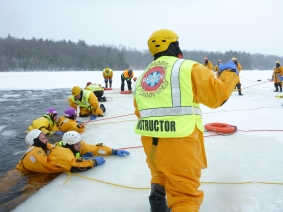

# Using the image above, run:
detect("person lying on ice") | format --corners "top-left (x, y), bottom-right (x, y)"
top-left (69, 86), bottom-right (106, 120)
top-left (57, 107), bottom-right (86, 133)
top-left (16, 130), bottom-right (130, 173)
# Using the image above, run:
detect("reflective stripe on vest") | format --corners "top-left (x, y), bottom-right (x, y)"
top-left (133, 57), bottom-right (204, 138)
top-left (71, 90), bottom-right (91, 109)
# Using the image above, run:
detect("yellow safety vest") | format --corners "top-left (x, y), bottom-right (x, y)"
top-left (87, 84), bottom-right (103, 91)
top-left (43, 114), bottom-right (55, 129)
top-left (58, 141), bottom-right (81, 158)
top-left (103, 69), bottom-right (112, 77)
top-left (133, 56), bottom-right (203, 138)
top-left (71, 90), bottom-right (92, 109)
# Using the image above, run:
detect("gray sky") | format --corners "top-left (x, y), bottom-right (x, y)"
top-left (0, 0), bottom-right (282, 56)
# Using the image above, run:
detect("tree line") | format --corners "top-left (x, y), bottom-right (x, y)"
top-left (0, 35), bottom-right (281, 71)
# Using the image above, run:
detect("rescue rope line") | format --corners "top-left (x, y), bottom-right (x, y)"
top-left (64, 172), bottom-right (149, 189)
top-left (241, 80), bottom-right (271, 90)
top-left (63, 172), bottom-right (283, 188)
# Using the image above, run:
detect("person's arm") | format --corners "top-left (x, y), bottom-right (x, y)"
top-left (88, 92), bottom-right (103, 116)
top-left (80, 141), bottom-right (113, 156)
top-left (133, 99), bottom-right (141, 118)
top-left (59, 119), bottom-right (85, 133)
top-left (68, 97), bottom-right (77, 109)
top-left (31, 118), bottom-right (52, 135)
top-left (191, 63), bottom-right (238, 108)
top-left (50, 146), bottom-right (95, 173)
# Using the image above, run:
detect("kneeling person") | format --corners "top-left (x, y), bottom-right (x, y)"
top-left (69, 86), bottom-right (106, 120)
top-left (85, 82), bottom-right (106, 102)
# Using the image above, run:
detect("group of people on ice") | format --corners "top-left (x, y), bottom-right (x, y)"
top-left (15, 28), bottom-right (283, 212)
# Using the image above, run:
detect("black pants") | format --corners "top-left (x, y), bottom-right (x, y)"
top-left (94, 90), bottom-right (104, 98)
top-left (121, 75), bottom-right (131, 91)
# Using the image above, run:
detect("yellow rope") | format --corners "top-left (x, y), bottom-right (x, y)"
top-left (63, 172), bottom-right (283, 189)
top-left (64, 172), bottom-right (149, 189)
top-left (64, 172), bottom-right (73, 185)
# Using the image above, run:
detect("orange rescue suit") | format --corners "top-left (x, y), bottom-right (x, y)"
top-left (133, 62), bottom-right (237, 211)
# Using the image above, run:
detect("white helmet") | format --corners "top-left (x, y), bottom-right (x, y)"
top-left (62, 131), bottom-right (81, 145)
top-left (25, 129), bottom-right (42, 146)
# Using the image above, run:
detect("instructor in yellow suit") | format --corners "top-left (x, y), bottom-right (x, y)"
top-left (133, 29), bottom-right (238, 212)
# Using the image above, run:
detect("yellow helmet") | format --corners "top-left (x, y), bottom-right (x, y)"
top-left (72, 86), bottom-right (81, 96)
top-left (147, 29), bottom-right (179, 56)
top-left (231, 57), bottom-right (237, 61)
top-left (276, 61), bottom-right (280, 64)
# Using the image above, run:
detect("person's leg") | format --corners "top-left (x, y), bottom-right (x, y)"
top-left (141, 136), bottom-right (169, 212)
top-left (274, 83), bottom-right (279, 92)
top-left (279, 82), bottom-right (282, 92)
top-left (127, 80), bottom-right (132, 91)
top-left (236, 83), bottom-right (243, 95)
top-left (104, 78), bottom-right (108, 88)
top-left (142, 128), bottom-right (206, 212)
top-left (94, 90), bottom-right (104, 99)
top-left (79, 108), bottom-right (90, 117)
top-left (109, 78), bottom-right (112, 88)
top-left (121, 76), bottom-right (125, 91)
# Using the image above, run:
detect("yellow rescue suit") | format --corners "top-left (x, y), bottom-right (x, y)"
top-left (27, 115), bottom-right (58, 135)
top-left (57, 116), bottom-right (85, 133)
top-left (16, 142), bottom-right (113, 173)
top-left (69, 90), bottom-right (103, 116)
top-left (133, 56), bottom-right (237, 211)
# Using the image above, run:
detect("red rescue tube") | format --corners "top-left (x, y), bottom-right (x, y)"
top-left (204, 122), bottom-right (237, 134)
top-left (104, 88), bottom-right (113, 90)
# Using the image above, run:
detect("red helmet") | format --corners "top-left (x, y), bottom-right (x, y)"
top-left (86, 82), bottom-right (92, 87)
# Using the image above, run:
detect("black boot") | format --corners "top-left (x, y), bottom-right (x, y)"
top-left (98, 96), bottom-right (106, 102)
top-left (100, 104), bottom-right (106, 113)
top-left (280, 85), bottom-right (282, 92)
top-left (105, 83), bottom-right (108, 88)
top-left (149, 196), bottom-right (171, 212)
top-left (238, 91), bottom-right (243, 96)
top-left (110, 82), bottom-right (112, 88)
top-left (274, 86), bottom-right (279, 92)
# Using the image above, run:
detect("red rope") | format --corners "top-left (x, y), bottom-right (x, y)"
top-left (81, 113), bottom-right (134, 125)
top-left (102, 129), bottom-right (283, 151)
top-left (242, 80), bottom-right (271, 90)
